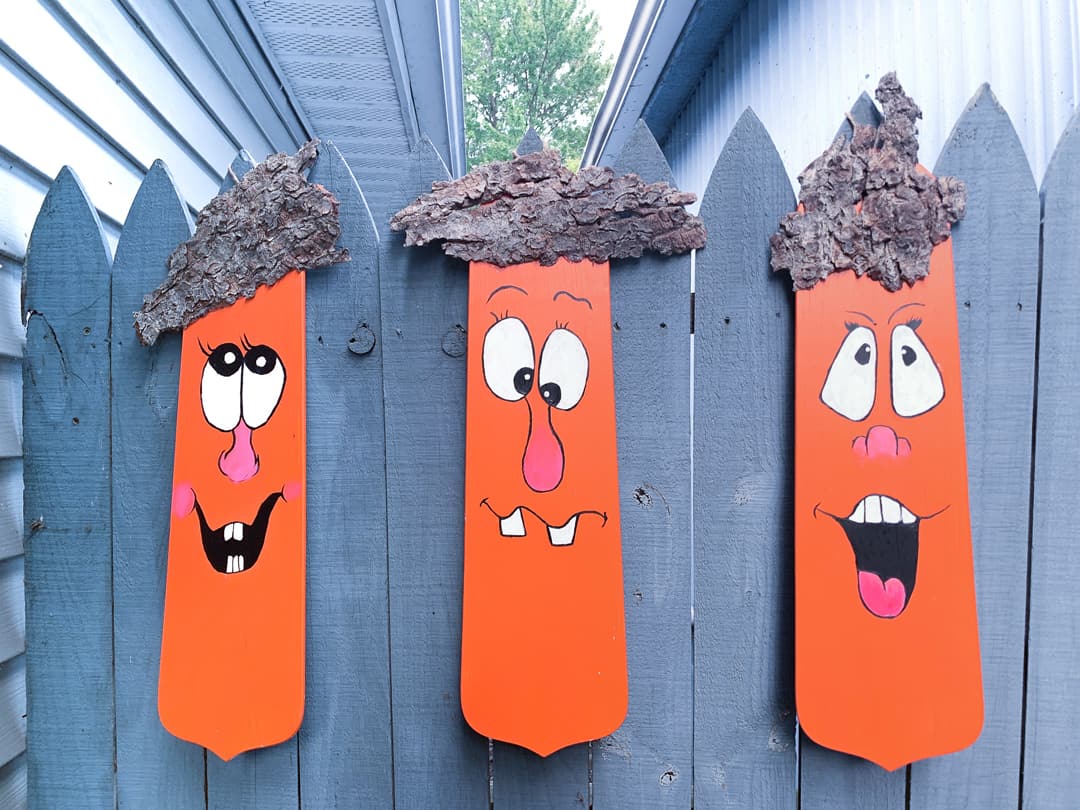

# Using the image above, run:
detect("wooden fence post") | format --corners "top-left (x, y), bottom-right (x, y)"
top-left (1023, 108), bottom-right (1080, 808)
top-left (907, 83), bottom-right (1040, 810)
top-left (381, 139), bottom-right (490, 808)
top-left (589, 119), bottom-right (694, 810)
top-left (110, 160), bottom-right (201, 807)
top-left (24, 168), bottom-right (114, 807)
top-left (298, 141), bottom-right (393, 808)
top-left (692, 108), bottom-right (797, 810)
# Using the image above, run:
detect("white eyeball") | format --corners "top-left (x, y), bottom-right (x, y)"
top-left (201, 343), bottom-right (243, 431)
top-left (820, 326), bottom-right (876, 421)
top-left (240, 345), bottom-right (286, 428)
top-left (483, 317), bottom-right (535, 402)
top-left (538, 328), bottom-right (588, 410)
top-left (891, 324), bottom-right (944, 417)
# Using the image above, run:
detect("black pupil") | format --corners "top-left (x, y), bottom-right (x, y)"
top-left (514, 367), bottom-right (533, 396)
top-left (901, 346), bottom-right (917, 366)
top-left (855, 343), bottom-right (872, 365)
top-left (245, 345), bottom-right (279, 375)
top-left (208, 343), bottom-right (243, 376)
top-left (540, 382), bottom-right (562, 407)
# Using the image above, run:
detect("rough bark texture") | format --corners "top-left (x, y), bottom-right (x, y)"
top-left (134, 140), bottom-right (349, 345)
top-left (389, 146), bottom-right (706, 266)
top-left (770, 73), bottom-right (966, 291)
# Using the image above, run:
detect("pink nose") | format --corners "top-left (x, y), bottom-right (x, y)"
top-left (219, 421), bottom-right (260, 482)
top-left (853, 425), bottom-right (911, 458)
top-left (522, 406), bottom-right (564, 492)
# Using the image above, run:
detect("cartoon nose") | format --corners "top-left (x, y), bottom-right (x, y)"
top-left (219, 421), bottom-right (260, 482)
top-left (522, 404), bottom-right (564, 492)
top-left (853, 425), bottom-right (912, 458)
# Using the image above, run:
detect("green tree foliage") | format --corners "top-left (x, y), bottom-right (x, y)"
top-left (461, 0), bottom-right (612, 169)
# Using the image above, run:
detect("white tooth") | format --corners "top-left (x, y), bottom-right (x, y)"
top-left (233, 522), bottom-right (244, 541)
top-left (864, 495), bottom-right (883, 524)
top-left (499, 508), bottom-right (526, 537)
top-left (226, 556), bottom-right (235, 574)
top-left (848, 500), bottom-right (865, 523)
top-left (236, 555), bottom-right (244, 572)
top-left (223, 523), bottom-right (234, 542)
top-left (881, 496), bottom-right (902, 524)
top-left (547, 516), bottom-right (578, 546)
top-left (901, 506), bottom-right (917, 524)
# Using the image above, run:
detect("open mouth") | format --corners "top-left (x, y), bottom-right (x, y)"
top-left (819, 494), bottom-right (937, 619)
top-left (193, 492), bottom-right (282, 575)
top-left (479, 499), bottom-right (607, 547)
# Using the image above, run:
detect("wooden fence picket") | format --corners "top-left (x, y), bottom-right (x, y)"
top-left (907, 84), bottom-right (1040, 810)
top-left (692, 108), bottom-right (797, 810)
top-left (1020, 107), bottom-right (1080, 809)
top-left (23, 167), bottom-right (114, 808)
top-left (110, 160), bottom-right (201, 807)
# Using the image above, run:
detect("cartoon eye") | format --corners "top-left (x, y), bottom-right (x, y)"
top-left (821, 326), bottom-right (876, 421)
top-left (241, 345), bottom-right (285, 428)
top-left (538, 328), bottom-right (588, 410)
top-left (483, 317), bottom-right (535, 402)
top-left (891, 324), bottom-right (944, 417)
top-left (201, 343), bottom-right (243, 431)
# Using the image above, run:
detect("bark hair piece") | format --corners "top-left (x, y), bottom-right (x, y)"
top-left (770, 72), bottom-right (967, 291)
top-left (134, 139), bottom-right (349, 345)
top-left (389, 135), bottom-right (706, 266)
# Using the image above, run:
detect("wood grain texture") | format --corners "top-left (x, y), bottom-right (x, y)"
top-left (1022, 109), bottom-right (1080, 809)
top-left (381, 138), bottom-right (489, 808)
top-left (590, 119), bottom-right (692, 810)
top-left (110, 160), bottom-right (204, 808)
top-left (0, 753), bottom-right (25, 808)
top-left (0, 656), bottom-right (26, 769)
top-left (299, 141), bottom-right (394, 808)
top-left (23, 166), bottom-right (115, 808)
top-left (693, 109), bottom-right (797, 810)
top-left (908, 83), bottom-right (1039, 810)
top-left (0, 558), bottom-right (25, 665)
top-left (798, 96), bottom-right (905, 810)
top-left (0, 460), bottom-right (23, 561)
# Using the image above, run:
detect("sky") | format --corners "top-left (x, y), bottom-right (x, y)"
top-left (580, 0), bottom-right (637, 64)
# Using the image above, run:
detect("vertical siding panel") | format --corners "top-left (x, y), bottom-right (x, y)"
top-left (693, 110), bottom-right (796, 810)
top-left (1021, 112), bottom-right (1080, 809)
top-left (23, 167), bottom-right (114, 808)
top-left (382, 139), bottom-right (489, 808)
top-left (111, 161), bottom-right (203, 808)
top-left (591, 121), bottom-right (693, 810)
top-left (299, 142), bottom-right (393, 809)
top-left (908, 84), bottom-right (1039, 810)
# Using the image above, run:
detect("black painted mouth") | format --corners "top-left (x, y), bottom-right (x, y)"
top-left (193, 492), bottom-right (282, 575)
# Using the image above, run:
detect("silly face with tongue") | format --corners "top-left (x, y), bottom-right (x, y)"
top-left (794, 240), bottom-right (983, 769)
top-left (461, 258), bottom-right (626, 756)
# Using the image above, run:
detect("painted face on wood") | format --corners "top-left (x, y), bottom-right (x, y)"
top-left (461, 258), bottom-right (627, 755)
top-left (794, 240), bottom-right (983, 769)
top-left (158, 271), bottom-right (305, 760)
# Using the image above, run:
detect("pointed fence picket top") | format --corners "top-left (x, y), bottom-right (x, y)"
top-left (692, 108), bottom-right (797, 810)
top-left (23, 167), bottom-right (114, 808)
top-left (110, 160), bottom-right (202, 808)
top-left (297, 141), bottom-right (393, 808)
top-left (587, 118), bottom-right (694, 810)
top-left (907, 83), bottom-right (1039, 810)
top-left (382, 138), bottom-right (490, 809)
top-left (798, 96), bottom-right (907, 810)
top-left (1024, 104), bottom-right (1080, 810)
top-left (219, 149), bottom-right (257, 193)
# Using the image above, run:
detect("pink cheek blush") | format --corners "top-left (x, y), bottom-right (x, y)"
top-left (172, 483), bottom-right (196, 519)
top-left (282, 481), bottom-right (303, 502)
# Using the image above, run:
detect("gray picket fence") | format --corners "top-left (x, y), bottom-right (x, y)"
top-left (21, 84), bottom-right (1080, 809)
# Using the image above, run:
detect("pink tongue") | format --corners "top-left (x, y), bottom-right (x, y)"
top-left (857, 571), bottom-right (907, 618)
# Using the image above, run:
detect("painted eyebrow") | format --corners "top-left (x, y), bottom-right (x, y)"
top-left (888, 302), bottom-right (925, 324)
top-left (844, 310), bottom-right (877, 326)
top-left (553, 290), bottom-right (593, 309)
top-left (486, 285), bottom-right (528, 303)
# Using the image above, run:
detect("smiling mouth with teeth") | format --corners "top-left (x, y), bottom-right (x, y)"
top-left (479, 499), bottom-right (607, 547)
top-left (818, 495), bottom-right (943, 619)
top-left (192, 492), bottom-right (283, 575)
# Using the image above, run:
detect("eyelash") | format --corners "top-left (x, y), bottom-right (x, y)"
top-left (198, 339), bottom-right (216, 357)
top-left (554, 320), bottom-right (569, 330)
top-left (490, 310), bottom-right (511, 323)
top-left (906, 317), bottom-right (923, 330)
